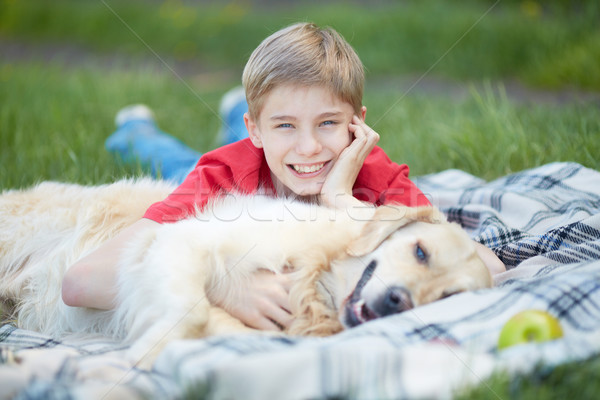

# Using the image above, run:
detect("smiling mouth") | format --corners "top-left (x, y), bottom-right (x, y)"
top-left (343, 260), bottom-right (379, 328)
top-left (289, 162), bottom-right (327, 175)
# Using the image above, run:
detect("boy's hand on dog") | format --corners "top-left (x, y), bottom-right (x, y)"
top-left (320, 113), bottom-right (379, 208)
top-left (224, 269), bottom-right (294, 331)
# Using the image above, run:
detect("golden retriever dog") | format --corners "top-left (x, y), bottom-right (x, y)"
top-left (0, 179), bottom-right (492, 368)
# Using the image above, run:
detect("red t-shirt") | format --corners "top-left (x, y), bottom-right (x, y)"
top-left (143, 138), bottom-right (430, 223)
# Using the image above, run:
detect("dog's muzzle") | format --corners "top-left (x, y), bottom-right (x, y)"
top-left (373, 286), bottom-right (414, 316)
top-left (343, 260), bottom-right (414, 328)
top-left (343, 260), bottom-right (378, 327)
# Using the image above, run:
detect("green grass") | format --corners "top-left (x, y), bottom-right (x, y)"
top-left (1, 0), bottom-right (599, 90)
top-left (366, 84), bottom-right (599, 180)
top-left (457, 355), bottom-right (600, 400)
top-left (1, 1), bottom-right (600, 398)
top-left (0, 63), bottom-right (226, 188)
top-left (178, 353), bottom-right (600, 399)
top-left (2, 63), bottom-right (598, 190)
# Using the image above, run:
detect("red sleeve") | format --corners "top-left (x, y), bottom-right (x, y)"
top-left (143, 162), bottom-right (234, 223)
top-left (143, 138), bottom-right (267, 223)
top-left (380, 165), bottom-right (431, 207)
top-left (353, 146), bottom-right (431, 207)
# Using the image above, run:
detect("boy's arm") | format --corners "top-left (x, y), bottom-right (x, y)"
top-left (62, 216), bottom-right (294, 331)
top-left (474, 241), bottom-right (506, 276)
top-left (62, 218), bottom-right (160, 309)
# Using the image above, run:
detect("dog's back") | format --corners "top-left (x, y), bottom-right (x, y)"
top-left (0, 179), bottom-right (175, 335)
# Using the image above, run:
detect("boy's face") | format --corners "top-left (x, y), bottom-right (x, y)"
top-left (245, 85), bottom-right (362, 197)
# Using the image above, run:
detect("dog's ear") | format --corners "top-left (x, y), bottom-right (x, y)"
top-left (347, 205), bottom-right (446, 257)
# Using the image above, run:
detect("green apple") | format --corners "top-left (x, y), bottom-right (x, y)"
top-left (497, 309), bottom-right (563, 350)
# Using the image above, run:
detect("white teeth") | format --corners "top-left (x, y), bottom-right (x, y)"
top-left (353, 299), bottom-right (366, 323)
top-left (292, 163), bottom-right (324, 174)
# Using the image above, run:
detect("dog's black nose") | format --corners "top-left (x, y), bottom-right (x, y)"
top-left (376, 286), bottom-right (413, 316)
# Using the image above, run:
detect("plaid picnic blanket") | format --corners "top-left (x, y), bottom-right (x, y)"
top-left (1, 162), bottom-right (599, 400)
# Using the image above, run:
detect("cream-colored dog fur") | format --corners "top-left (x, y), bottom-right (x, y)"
top-left (0, 179), bottom-right (492, 367)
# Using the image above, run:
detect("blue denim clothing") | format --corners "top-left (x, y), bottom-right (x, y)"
top-left (106, 90), bottom-right (249, 183)
top-left (105, 118), bottom-right (202, 183)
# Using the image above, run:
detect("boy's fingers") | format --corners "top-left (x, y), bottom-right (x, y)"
top-left (345, 126), bottom-right (378, 162)
top-left (255, 317), bottom-right (285, 332)
top-left (250, 294), bottom-right (293, 331)
top-left (270, 307), bottom-right (295, 330)
top-left (259, 299), bottom-right (293, 331)
top-left (273, 287), bottom-right (292, 314)
top-left (268, 273), bottom-right (294, 319)
top-left (350, 115), bottom-right (379, 143)
top-left (275, 272), bottom-right (293, 292)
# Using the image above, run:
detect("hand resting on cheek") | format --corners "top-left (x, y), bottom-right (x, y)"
top-left (320, 113), bottom-right (380, 209)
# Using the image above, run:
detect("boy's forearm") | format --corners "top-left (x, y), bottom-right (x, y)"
top-left (61, 218), bottom-right (160, 309)
top-left (62, 256), bottom-right (119, 309)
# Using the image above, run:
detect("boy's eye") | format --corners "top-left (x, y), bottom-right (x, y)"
top-left (276, 123), bottom-right (293, 129)
top-left (320, 120), bottom-right (337, 126)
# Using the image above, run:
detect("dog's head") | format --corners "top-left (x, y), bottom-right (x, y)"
top-left (330, 205), bottom-right (492, 328)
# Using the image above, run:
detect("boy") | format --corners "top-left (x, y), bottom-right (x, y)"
top-left (62, 23), bottom-right (504, 332)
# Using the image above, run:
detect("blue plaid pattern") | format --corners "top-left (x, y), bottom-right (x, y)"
top-left (2, 162), bottom-right (600, 399)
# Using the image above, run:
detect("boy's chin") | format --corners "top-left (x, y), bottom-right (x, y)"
top-left (294, 182), bottom-right (324, 196)
top-left (288, 184), bottom-right (323, 202)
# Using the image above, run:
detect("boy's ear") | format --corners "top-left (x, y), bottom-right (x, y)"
top-left (360, 106), bottom-right (367, 121)
top-left (244, 112), bottom-right (263, 148)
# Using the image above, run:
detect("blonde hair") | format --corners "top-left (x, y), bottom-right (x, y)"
top-left (242, 22), bottom-right (364, 119)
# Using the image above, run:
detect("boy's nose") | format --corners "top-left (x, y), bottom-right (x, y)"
top-left (295, 130), bottom-right (322, 156)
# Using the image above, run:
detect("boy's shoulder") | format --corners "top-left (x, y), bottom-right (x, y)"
top-left (200, 138), bottom-right (264, 171)
top-left (362, 146), bottom-right (409, 174)
top-left (193, 138), bottom-right (269, 191)
top-left (356, 146), bottom-right (411, 189)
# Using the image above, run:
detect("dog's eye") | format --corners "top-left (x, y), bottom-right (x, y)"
top-left (415, 243), bottom-right (428, 263)
top-left (441, 290), bottom-right (463, 299)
